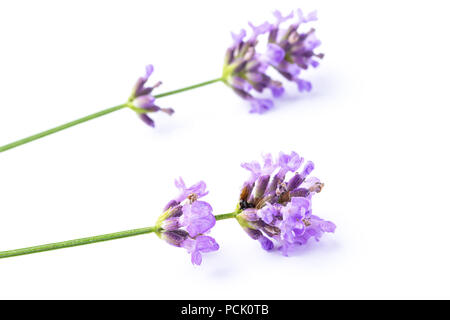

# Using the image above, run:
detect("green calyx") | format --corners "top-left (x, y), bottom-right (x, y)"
top-left (126, 102), bottom-right (149, 115)
top-left (221, 64), bottom-right (234, 85)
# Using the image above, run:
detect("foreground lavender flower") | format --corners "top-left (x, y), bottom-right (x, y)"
top-left (265, 9), bottom-right (324, 92)
top-left (236, 152), bottom-right (335, 255)
top-left (0, 151), bottom-right (334, 262)
top-left (221, 9), bottom-right (323, 113)
top-left (128, 64), bottom-right (174, 127)
top-left (155, 178), bottom-right (219, 265)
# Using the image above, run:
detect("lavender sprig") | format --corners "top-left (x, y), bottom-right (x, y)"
top-left (0, 151), bottom-right (335, 264)
top-left (0, 177), bottom-right (224, 265)
top-left (0, 8), bottom-right (322, 154)
top-left (0, 72), bottom-right (223, 153)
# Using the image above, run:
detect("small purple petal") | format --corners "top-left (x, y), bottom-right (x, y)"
top-left (161, 108), bottom-right (175, 115)
top-left (254, 174), bottom-right (270, 199)
top-left (163, 199), bottom-right (179, 212)
top-left (266, 43), bottom-right (286, 65)
top-left (133, 95), bottom-right (156, 109)
top-left (248, 21), bottom-right (271, 40)
top-left (300, 161), bottom-right (315, 179)
top-left (246, 72), bottom-right (263, 83)
top-left (278, 151), bottom-right (304, 173)
top-left (183, 235), bottom-right (219, 266)
top-left (295, 78), bottom-right (312, 92)
top-left (240, 208), bottom-right (259, 221)
top-left (231, 29), bottom-right (246, 46)
top-left (180, 201), bottom-right (215, 237)
top-left (241, 161), bottom-right (262, 181)
top-left (139, 114), bottom-right (155, 127)
top-left (310, 60), bottom-right (320, 68)
top-left (160, 217), bottom-right (180, 231)
top-left (304, 32), bottom-right (322, 51)
top-left (231, 76), bottom-right (253, 92)
top-left (161, 229), bottom-right (189, 247)
top-left (297, 9), bottom-right (318, 24)
top-left (286, 63), bottom-right (302, 77)
top-left (320, 220), bottom-right (336, 233)
top-left (273, 10), bottom-right (294, 27)
top-left (249, 98), bottom-right (274, 114)
top-left (195, 235), bottom-right (220, 253)
top-left (287, 173), bottom-right (302, 191)
top-left (191, 250), bottom-right (202, 265)
top-left (258, 236), bottom-right (274, 251)
top-left (270, 83), bottom-right (285, 98)
top-left (306, 10), bottom-right (318, 22)
top-left (144, 64), bottom-right (154, 80)
top-left (258, 203), bottom-right (278, 224)
top-left (174, 178), bottom-right (208, 203)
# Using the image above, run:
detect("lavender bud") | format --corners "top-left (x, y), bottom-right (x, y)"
top-left (160, 217), bottom-right (180, 231)
top-left (287, 173), bottom-right (302, 191)
top-left (254, 174), bottom-right (270, 199)
top-left (290, 188), bottom-right (310, 197)
top-left (161, 230), bottom-right (189, 247)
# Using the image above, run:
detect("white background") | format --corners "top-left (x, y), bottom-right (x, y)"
top-left (0, 0), bottom-right (449, 299)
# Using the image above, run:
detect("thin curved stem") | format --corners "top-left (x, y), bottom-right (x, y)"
top-left (0, 210), bottom-right (238, 260)
top-left (0, 77), bottom-right (223, 153)
top-left (0, 226), bottom-right (158, 259)
top-left (0, 104), bottom-right (127, 153)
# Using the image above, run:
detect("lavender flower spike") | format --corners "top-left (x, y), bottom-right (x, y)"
top-left (222, 23), bottom-right (283, 114)
top-left (236, 152), bottom-right (335, 255)
top-left (156, 178), bottom-right (219, 265)
top-left (221, 8), bottom-right (323, 113)
top-left (265, 9), bottom-right (324, 92)
top-left (128, 64), bottom-right (174, 127)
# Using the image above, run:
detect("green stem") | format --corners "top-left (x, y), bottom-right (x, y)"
top-left (0, 211), bottom-right (238, 259)
top-left (0, 77), bottom-right (223, 153)
top-left (215, 211), bottom-right (240, 221)
top-left (0, 226), bottom-right (158, 259)
top-left (0, 104), bottom-right (127, 153)
top-left (153, 78), bottom-right (223, 98)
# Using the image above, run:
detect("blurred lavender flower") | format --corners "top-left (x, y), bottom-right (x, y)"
top-left (265, 9), bottom-right (324, 92)
top-left (156, 178), bottom-right (219, 265)
top-left (128, 64), bottom-right (174, 127)
top-left (222, 24), bottom-right (284, 114)
top-left (221, 8), bottom-right (323, 113)
top-left (236, 152), bottom-right (335, 255)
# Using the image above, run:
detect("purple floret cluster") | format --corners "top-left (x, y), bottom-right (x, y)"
top-left (154, 151), bottom-right (335, 265)
top-left (156, 178), bottom-right (219, 265)
top-left (128, 64), bottom-right (174, 127)
top-left (236, 152), bottom-right (335, 255)
top-left (222, 9), bottom-right (323, 113)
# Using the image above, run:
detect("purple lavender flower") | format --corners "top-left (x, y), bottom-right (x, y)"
top-left (222, 9), bottom-right (323, 113)
top-left (156, 178), bottom-right (219, 265)
top-left (236, 152), bottom-right (335, 255)
top-left (265, 9), bottom-right (324, 92)
top-left (222, 24), bottom-right (283, 114)
top-left (128, 64), bottom-right (174, 127)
